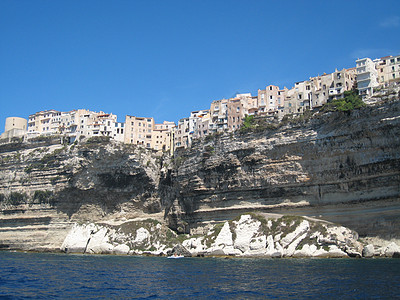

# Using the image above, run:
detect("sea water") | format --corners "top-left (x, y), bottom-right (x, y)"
top-left (0, 252), bottom-right (399, 299)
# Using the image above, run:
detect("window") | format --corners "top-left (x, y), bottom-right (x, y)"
top-left (306, 85), bottom-right (311, 90)
top-left (269, 86), bottom-right (273, 90)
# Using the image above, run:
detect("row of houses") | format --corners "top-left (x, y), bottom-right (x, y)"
top-left (2, 54), bottom-right (399, 153)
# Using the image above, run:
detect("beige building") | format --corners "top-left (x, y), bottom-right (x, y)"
top-left (27, 109), bottom-right (62, 137)
top-left (124, 116), bottom-right (154, 148)
top-left (257, 85), bottom-right (285, 116)
top-left (328, 68), bottom-right (357, 100)
top-left (1, 117), bottom-right (27, 139)
top-left (227, 96), bottom-right (249, 131)
top-left (152, 121), bottom-right (175, 152)
top-left (209, 98), bottom-right (229, 133)
top-left (376, 55), bottom-right (400, 85)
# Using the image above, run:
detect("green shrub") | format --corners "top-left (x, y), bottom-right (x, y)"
top-left (332, 90), bottom-right (365, 111)
top-left (33, 190), bottom-right (55, 206)
top-left (8, 192), bottom-right (27, 205)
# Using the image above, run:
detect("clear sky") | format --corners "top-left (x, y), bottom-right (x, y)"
top-left (1, 0), bottom-right (399, 133)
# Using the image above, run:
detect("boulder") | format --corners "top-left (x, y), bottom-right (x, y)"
top-left (113, 244), bottom-right (130, 255)
top-left (293, 244), bottom-right (316, 257)
top-left (86, 227), bottom-right (109, 253)
top-left (233, 215), bottom-right (261, 252)
top-left (362, 244), bottom-right (375, 258)
top-left (327, 245), bottom-right (348, 258)
top-left (167, 244), bottom-right (192, 257)
top-left (345, 246), bottom-right (362, 258)
top-left (383, 242), bottom-right (400, 257)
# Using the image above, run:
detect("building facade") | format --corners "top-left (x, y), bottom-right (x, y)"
top-left (356, 58), bottom-right (379, 98)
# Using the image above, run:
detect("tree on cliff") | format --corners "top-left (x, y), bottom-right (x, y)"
top-left (331, 90), bottom-right (365, 112)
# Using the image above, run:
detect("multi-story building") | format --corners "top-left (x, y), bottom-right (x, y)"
top-left (189, 110), bottom-right (210, 140)
top-left (227, 96), bottom-right (249, 131)
top-left (356, 58), bottom-right (379, 99)
top-left (328, 68), bottom-right (357, 100)
top-left (174, 118), bottom-right (190, 149)
top-left (124, 116), bottom-right (154, 148)
top-left (257, 86), bottom-right (285, 115)
top-left (195, 113), bottom-right (211, 139)
top-left (152, 121), bottom-right (175, 152)
top-left (209, 98), bottom-right (229, 133)
top-left (376, 55), bottom-right (400, 85)
top-left (27, 109), bottom-right (62, 137)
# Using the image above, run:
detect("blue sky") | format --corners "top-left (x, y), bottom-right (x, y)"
top-left (1, 0), bottom-right (399, 133)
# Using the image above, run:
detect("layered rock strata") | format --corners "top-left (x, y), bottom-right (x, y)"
top-left (0, 99), bottom-right (400, 252)
top-left (165, 100), bottom-right (400, 238)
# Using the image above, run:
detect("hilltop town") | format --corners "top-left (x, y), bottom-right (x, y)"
top-left (2, 54), bottom-right (400, 153)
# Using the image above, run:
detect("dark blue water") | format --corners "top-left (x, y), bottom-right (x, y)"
top-left (0, 252), bottom-right (399, 299)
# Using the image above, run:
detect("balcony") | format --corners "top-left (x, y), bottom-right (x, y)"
top-left (329, 88), bottom-right (343, 95)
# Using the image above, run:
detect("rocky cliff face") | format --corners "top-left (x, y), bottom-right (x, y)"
top-left (164, 100), bottom-right (400, 238)
top-left (0, 99), bottom-right (399, 252)
top-left (0, 137), bottom-right (167, 251)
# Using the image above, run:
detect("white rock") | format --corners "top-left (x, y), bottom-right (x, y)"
top-left (92, 242), bottom-right (114, 254)
top-left (314, 248), bottom-right (329, 257)
top-left (266, 235), bottom-right (275, 254)
top-left (293, 244), bottom-right (314, 257)
top-left (383, 242), bottom-right (400, 257)
top-left (113, 244), bottom-right (130, 255)
top-left (362, 244), bottom-right (375, 258)
top-left (274, 233), bottom-right (282, 242)
top-left (222, 246), bottom-right (242, 256)
top-left (233, 215), bottom-right (261, 252)
top-left (281, 220), bottom-right (309, 248)
top-left (272, 242), bottom-right (284, 257)
top-left (61, 223), bottom-right (97, 253)
top-left (86, 227), bottom-right (109, 254)
top-left (134, 227), bottom-right (150, 243)
top-left (183, 237), bottom-right (204, 253)
top-left (267, 220), bottom-right (272, 229)
top-left (327, 245), bottom-right (348, 257)
top-left (214, 222), bottom-right (233, 247)
top-left (249, 235), bottom-right (266, 251)
top-left (285, 232), bottom-right (307, 257)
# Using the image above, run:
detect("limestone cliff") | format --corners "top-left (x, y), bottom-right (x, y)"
top-left (0, 137), bottom-right (167, 251)
top-left (0, 98), bottom-right (400, 253)
top-left (164, 100), bottom-right (400, 238)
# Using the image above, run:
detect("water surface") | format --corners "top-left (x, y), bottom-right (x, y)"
top-left (0, 252), bottom-right (399, 299)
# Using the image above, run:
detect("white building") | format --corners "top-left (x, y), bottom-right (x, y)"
top-left (356, 58), bottom-right (379, 99)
